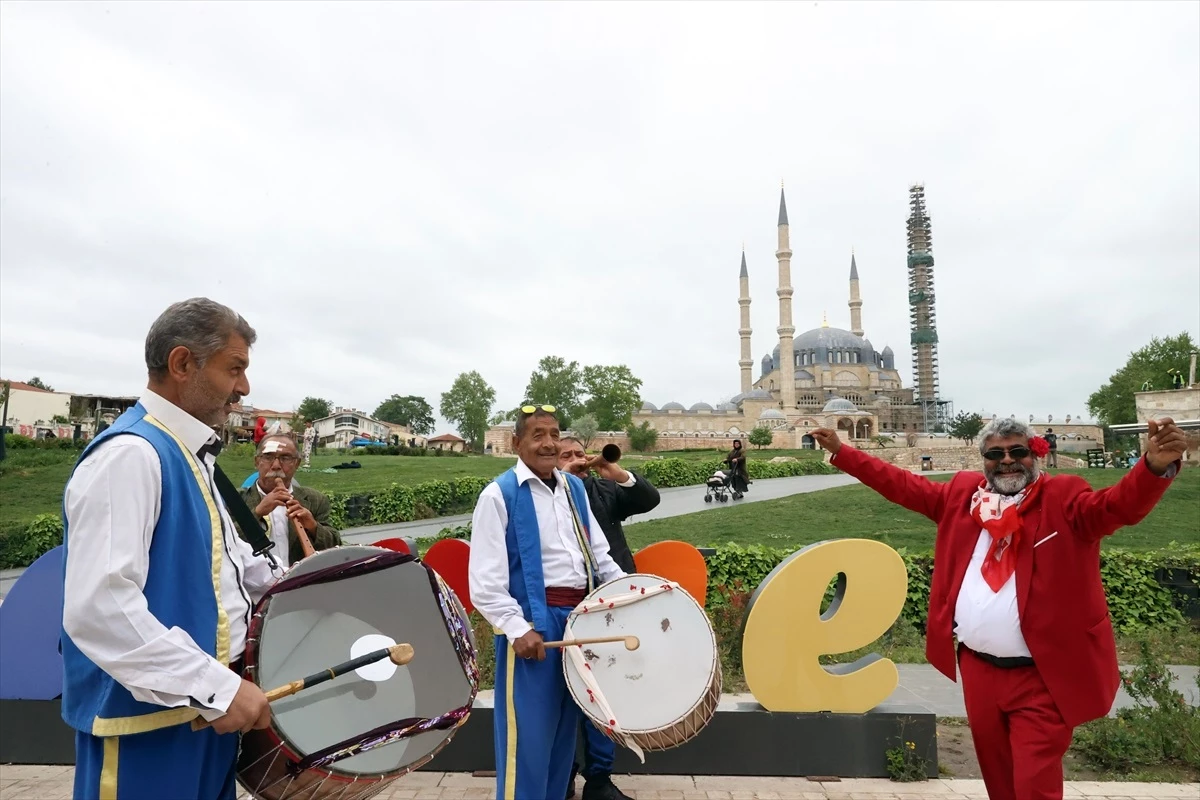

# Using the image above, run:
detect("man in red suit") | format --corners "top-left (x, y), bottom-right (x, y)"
top-left (811, 416), bottom-right (1187, 800)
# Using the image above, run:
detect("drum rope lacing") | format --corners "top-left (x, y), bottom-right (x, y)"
top-left (562, 580), bottom-right (681, 764)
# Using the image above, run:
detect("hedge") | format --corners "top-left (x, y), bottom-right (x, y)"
top-left (324, 456), bottom-right (837, 529)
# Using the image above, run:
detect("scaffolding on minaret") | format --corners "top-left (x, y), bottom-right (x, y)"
top-left (906, 184), bottom-right (952, 432)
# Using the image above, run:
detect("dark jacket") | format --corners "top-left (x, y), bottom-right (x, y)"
top-left (582, 471), bottom-right (661, 574)
top-left (239, 482), bottom-right (342, 565)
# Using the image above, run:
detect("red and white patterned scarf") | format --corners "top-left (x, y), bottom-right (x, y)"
top-left (969, 474), bottom-right (1043, 592)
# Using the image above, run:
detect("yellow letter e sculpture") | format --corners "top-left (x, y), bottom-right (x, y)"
top-left (741, 539), bottom-right (908, 713)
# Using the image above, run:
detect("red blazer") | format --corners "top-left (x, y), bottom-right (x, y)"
top-left (830, 446), bottom-right (1178, 727)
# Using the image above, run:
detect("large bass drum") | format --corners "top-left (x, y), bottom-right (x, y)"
top-left (561, 573), bottom-right (720, 761)
top-left (237, 545), bottom-right (478, 800)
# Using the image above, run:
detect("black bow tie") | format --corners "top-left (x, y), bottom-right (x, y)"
top-left (198, 438), bottom-right (223, 461)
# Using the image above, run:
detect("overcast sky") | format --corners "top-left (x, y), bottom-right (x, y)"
top-left (2, 1), bottom-right (1197, 433)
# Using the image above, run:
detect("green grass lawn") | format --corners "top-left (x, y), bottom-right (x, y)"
top-left (625, 466), bottom-right (1200, 553)
top-left (0, 449), bottom-right (517, 536)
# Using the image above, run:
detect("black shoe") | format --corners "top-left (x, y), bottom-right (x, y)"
top-left (582, 775), bottom-right (633, 800)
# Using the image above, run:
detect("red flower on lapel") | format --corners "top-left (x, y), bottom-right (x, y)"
top-left (1028, 436), bottom-right (1051, 458)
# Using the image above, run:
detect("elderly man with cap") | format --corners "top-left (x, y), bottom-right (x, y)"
top-left (239, 433), bottom-right (341, 568)
top-left (810, 416), bottom-right (1187, 800)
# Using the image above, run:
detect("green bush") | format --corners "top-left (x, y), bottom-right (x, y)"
top-left (4, 433), bottom-right (85, 451)
top-left (0, 513), bottom-right (64, 569)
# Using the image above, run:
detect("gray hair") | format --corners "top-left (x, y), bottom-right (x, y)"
top-left (978, 417), bottom-right (1034, 454)
top-left (145, 298), bottom-right (256, 379)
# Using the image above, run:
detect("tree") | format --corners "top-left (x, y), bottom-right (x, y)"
top-left (581, 365), bottom-right (643, 432)
top-left (947, 411), bottom-right (984, 445)
top-left (748, 426), bottom-right (774, 448)
top-left (1086, 332), bottom-right (1197, 425)
top-left (373, 395), bottom-right (435, 435)
top-left (626, 421), bottom-right (658, 452)
top-left (440, 371), bottom-right (496, 452)
top-left (296, 397), bottom-right (333, 423)
top-left (570, 414), bottom-right (599, 449)
top-left (523, 356), bottom-right (583, 430)
top-left (25, 377), bottom-right (53, 391)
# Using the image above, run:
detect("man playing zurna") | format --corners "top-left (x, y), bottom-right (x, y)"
top-left (468, 404), bottom-right (627, 800)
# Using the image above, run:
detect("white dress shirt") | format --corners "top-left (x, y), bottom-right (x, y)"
top-left (62, 390), bottom-right (279, 722)
top-left (257, 480), bottom-right (295, 570)
top-left (954, 529), bottom-right (1032, 658)
top-left (469, 459), bottom-right (625, 641)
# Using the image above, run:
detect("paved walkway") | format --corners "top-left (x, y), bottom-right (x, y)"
top-left (2, 766), bottom-right (1197, 799)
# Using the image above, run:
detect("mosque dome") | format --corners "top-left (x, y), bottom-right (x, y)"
top-left (661, 402), bottom-right (685, 411)
top-left (822, 397), bottom-right (858, 413)
top-left (689, 402), bottom-right (714, 412)
top-left (641, 402), bottom-right (658, 412)
top-left (759, 409), bottom-right (786, 419)
top-left (771, 327), bottom-right (874, 362)
top-left (743, 389), bottom-right (772, 400)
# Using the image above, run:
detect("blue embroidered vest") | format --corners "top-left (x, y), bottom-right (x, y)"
top-left (60, 403), bottom-right (227, 736)
top-left (495, 468), bottom-right (594, 636)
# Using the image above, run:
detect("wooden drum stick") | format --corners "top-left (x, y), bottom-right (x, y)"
top-left (542, 635), bottom-right (640, 651)
top-left (191, 643), bottom-right (415, 731)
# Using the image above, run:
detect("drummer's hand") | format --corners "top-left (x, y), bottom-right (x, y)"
top-left (211, 680), bottom-right (271, 735)
top-left (285, 497), bottom-right (317, 532)
top-left (810, 428), bottom-right (842, 454)
top-left (513, 631), bottom-right (545, 661)
top-left (254, 486), bottom-right (291, 517)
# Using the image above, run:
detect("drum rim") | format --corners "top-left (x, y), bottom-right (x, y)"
top-left (560, 572), bottom-right (721, 736)
top-left (240, 546), bottom-right (471, 783)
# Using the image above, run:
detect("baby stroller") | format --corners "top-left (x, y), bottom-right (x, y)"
top-left (704, 469), bottom-right (732, 503)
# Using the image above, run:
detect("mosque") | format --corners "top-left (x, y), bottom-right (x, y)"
top-left (632, 186), bottom-right (936, 447)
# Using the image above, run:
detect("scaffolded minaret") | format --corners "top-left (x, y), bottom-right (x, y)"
top-left (776, 186), bottom-right (796, 413)
top-left (906, 184), bottom-right (941, 428)
top-left (848, 251), bottom-right (864, 338)
top-left (738, 249), bottom-right (753, 395)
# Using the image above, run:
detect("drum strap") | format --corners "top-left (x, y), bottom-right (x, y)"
top-left (211, 464), bottom-right (279, 571)
top-left (565, 582), bottom-right (681, 763)
top-left (561, 475), bottom-right (598, 593)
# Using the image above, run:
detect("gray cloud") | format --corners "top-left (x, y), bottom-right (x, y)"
top-left (2, 1), bottom-right (1197, 432)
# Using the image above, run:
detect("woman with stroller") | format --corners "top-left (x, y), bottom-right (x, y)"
top-left (725, 439), bottom-right (750, 499)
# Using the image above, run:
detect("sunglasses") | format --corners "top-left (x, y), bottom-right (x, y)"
top-left (520, 404), bottom-right (556, 414)
top-left (982, 446), bottom-right (1031, 461)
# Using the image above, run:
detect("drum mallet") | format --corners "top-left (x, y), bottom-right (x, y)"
top-left (543, 635), bottom-right (640, 651)
top-left (191, 643), bottom-right (415, 731)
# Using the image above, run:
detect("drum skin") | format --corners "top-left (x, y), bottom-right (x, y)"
top-left (237, 546), bottom-right (476, 800)
top-left (561, 573), bottom-right (720, 753)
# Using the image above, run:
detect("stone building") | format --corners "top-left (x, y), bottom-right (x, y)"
top-left (631, 186), bottom-right (932, 448)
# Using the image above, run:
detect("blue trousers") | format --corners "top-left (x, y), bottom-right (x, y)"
top-left (579, 717), bottom-right (616, 778)
top-left (73, 723), bottom-right (238, 800)
top-left (493, 606), bottom-right (579, 800)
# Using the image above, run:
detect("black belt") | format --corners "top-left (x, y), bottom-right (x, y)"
top-left (960, 644), bottom-right (1034, 669)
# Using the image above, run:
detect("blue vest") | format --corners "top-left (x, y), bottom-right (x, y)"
top-left (60, 403), bottom-right (227, 736)
top-left (496, 468), bottom-right (595, 636)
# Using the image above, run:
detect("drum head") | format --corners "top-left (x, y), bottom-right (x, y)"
top-left (257, 546), bottom-right (474, 775)
top-left (563, 573), bottom-right (717, 733)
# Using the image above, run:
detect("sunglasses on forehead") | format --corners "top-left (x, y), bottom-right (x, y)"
top-left (520, 404), bottom-right (556, 414)
top-left (983, 445), bottom-right (1031, 461)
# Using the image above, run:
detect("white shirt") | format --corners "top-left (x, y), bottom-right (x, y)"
top-left (257, 480), bottom-right (295, 570)
top-left (468, 459), bottom-right (625, 641)
top-left (954, 529), bottom-right (1032, 658)
top-left (62, 389), bottom-right (279, 721)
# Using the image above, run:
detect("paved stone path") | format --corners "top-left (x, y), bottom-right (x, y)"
top-left (2, 766), bottom-right (1197, 799)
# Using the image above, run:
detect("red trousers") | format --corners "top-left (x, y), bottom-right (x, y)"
top-left (958, 646), bottom-right (1075, 800)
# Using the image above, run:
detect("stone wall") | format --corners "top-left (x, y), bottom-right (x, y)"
top-left (1135, 387), bottom-right (1200, 464)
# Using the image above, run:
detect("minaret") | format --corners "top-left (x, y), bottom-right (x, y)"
top-left (848, 251), bottom-right (864, 337)
top-left (738, 249), bottom-right (753, 394)
top-left (776, 184), bottom-right (796, 412)
top-left (907, 183), bottom-right (941, 428)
